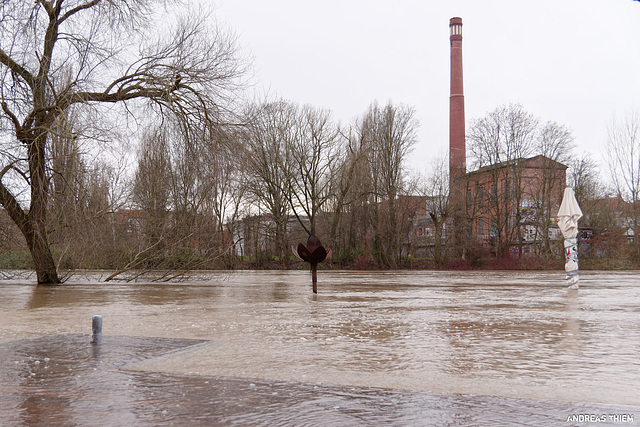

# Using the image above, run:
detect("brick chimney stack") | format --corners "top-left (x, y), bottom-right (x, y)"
top-left (449, 17), bottom-right (466, 256)
top-left (449, 17), bottom-right (466, 187)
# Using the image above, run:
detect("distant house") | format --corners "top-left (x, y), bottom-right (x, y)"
top-left (235, 214), bottom-right (311, 259)
top-left (387, 195), bottom-right (429, 257)
top-left (584, 195), bottom-right (636, 241)
top-left (579, 195), bottom-right (637, 259)
top-left (393, 195), bottom-right (451, 259)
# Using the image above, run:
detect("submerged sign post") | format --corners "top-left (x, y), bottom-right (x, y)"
top-left (557, 188), bottom-right (583, 290)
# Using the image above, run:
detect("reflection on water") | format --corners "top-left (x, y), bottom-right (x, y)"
top-left (1, 270), bottom-right (639, 424)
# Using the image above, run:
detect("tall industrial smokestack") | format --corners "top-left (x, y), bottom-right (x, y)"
top-left (449, 17), bottom-right (466, 186)
top-left (449, 17), bottom-right (466, 256)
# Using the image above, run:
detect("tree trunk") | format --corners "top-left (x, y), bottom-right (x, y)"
top-left (276, 219), bottom-right (289, 269)
top-left (431, 214), bottom-right (444, 268)
top-left (27, 131), bottom-right (61, 284)
top-left (0, 197), bottom-right (61, 284)
top-left (0, 130), bottom-right (61, 284)
top-left (26, 223), bottom-right (60, 284)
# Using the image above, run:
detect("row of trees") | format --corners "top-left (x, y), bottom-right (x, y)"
top-left (1, 95), bottom-right (422, 277)
top-left (93, 99), bottom-right (418, 273)
top-left (1, 2), bottom-right (639, 283)
top-left (240, 100), bottom-right (418, 269)
top-left (7, 95), bottom-right (636, 279)
top-left (0, 1), bottom-right (422, 282)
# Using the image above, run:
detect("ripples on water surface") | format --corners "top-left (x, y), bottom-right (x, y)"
top-left (1, 270), bottom-right (639, 425)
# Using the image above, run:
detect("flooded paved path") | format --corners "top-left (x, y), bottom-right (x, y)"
top-left (1, 270), bottom-right (639, 425)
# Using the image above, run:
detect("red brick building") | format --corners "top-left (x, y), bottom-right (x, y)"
top-left (464, 155), bottom-right (567, 256)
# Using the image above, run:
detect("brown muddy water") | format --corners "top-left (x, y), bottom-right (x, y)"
top-left (0, 270), bottom-right (638, 426)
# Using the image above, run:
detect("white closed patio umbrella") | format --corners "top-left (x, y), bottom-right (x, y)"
top-left (557, 187), bottom-right (583, 289)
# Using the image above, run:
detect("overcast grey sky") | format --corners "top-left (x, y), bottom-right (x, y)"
top-left (215, 0), bottom-right (640, 173)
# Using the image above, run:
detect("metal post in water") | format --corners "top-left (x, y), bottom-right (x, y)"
top-left (311, 264), bottom-right (318, 294)
top-left (91, 315), bottom-right (102, 344)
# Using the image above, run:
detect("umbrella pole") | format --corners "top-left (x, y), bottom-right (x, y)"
top-left (311, 264), bottom-right (318, 294)
top-left (565, 236), bottom-right (579, 290)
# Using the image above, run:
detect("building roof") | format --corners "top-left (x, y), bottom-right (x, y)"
top-left (466, 155), bottom-right (568, 177)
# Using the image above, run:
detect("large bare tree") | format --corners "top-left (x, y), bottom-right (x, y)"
top-left (568, 153), bottom-right (614, 241)
top-left (531, 121), bottom-right (574, 255)
top-left (132, 127), bottom-right (172, 257)
top-left (569, 153), bottom-right (601, 207)
top-left (286, 105), bottom-right (342, 237)
top-left (361, 101), bottom-right (418, 267)
top-left (423, 155), bottom-right (450, 267)
top-left (0, 1), bottom-right (247, 283)
top-left (605, 107), bottom-right (640, 259)
top-left (606, 108), bottom-right (640, 224)
top-left (241, 100), bottom-right (296, 267)
top-left (326, 124), bottom-right (372, 261)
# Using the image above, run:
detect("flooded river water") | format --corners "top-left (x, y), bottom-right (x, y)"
top-left (0, 270), bottom-right (638, 425)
